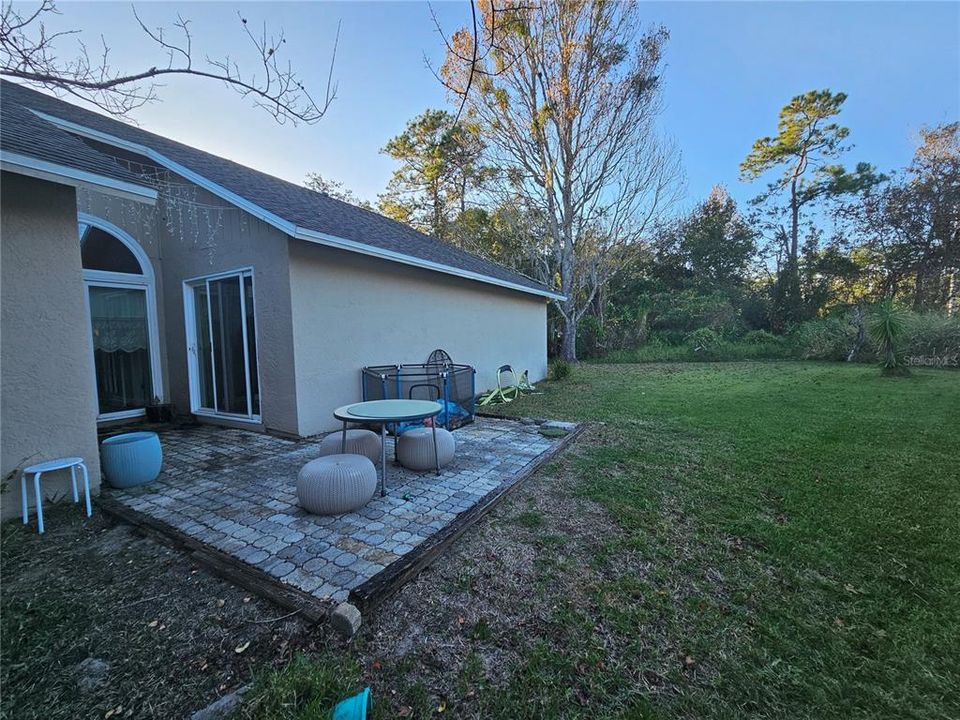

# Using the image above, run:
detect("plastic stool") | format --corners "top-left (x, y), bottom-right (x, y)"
top-left (21, 457), bottom-right (92, 534)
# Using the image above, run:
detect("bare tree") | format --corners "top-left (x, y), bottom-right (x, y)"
top-left (441, 0), bottom-right (681, 360)
top-left (1, 0), bottom-right (338, 124)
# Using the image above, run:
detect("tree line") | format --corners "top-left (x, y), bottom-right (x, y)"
top-left (307, 2), bottom-right (958, 362)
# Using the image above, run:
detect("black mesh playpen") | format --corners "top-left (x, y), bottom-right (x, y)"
top-left (361, 353), bottom-right (476, 431)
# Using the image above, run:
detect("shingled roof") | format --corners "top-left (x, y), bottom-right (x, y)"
top-left (0, 80), bottom-right (558, 299)
top-left (0, 90), bottom-right (155, 201)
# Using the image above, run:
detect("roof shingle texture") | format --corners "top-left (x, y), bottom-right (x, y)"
top-left (1, 80), bottom-right (552, 296)
top-left (0, 90), bottom-right (153, 190)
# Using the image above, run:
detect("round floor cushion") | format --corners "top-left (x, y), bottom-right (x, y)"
top-left (318, 429), bottom-right (381, 463)
top-left (297, 454), bottom-right (377, 515)
top-left (396, 427), bottom-right (456, 471)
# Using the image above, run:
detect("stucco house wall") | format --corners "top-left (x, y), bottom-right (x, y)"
top-left (288, 240), bottom-right (548, 436)
top-left (1, 173), bottom-right (102, 520)
top-left (80, 178), bottom-right (300, 436)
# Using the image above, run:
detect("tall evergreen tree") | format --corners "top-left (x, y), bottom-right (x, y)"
top-left (377, 109), bottom-right (487, 242)
top-left (740, 90), bottom-right (881, 329)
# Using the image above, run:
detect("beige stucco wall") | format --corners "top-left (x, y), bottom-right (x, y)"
top-left (1, 172), bottom-right (102, 520)
top-left (288, 241), bottom-right (548, 436)
top-left (80, 178), bottom-right (299, 436)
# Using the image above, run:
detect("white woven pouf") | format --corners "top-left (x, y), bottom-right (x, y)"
top-left (318, 429), bottom-right (382, 463)
top-left (396, 427), bottom-right (456, 471)
top-left (297, 454), bottom-right (377, 515)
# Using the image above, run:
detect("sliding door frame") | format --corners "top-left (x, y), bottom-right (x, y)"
top-left (182, 267), bottom-right (262, 424)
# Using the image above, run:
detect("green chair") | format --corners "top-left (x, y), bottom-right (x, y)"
top-left (478, 365), bottom-right (522, 406)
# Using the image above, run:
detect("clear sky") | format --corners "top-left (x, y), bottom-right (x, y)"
top-left (26, 1), bottom-right (960, 213)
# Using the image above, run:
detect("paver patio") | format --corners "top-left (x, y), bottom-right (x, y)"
top-left (108, 417), bottom-right (570, 604)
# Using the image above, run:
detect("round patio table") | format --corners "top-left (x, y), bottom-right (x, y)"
top-left (333, 399), bottom-right (443, 497)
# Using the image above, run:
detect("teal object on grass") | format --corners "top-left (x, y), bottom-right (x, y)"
top-left (332, 687), bottom-right (371, 720)
top-left (100, 431), bottom-right (162, 488)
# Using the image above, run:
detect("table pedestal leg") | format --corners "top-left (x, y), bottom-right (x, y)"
top-left (432, 422), bottom-right (440, 476)
top-left (380, 423), bottom-right (387, 497)
top-left (340, 421), bottom-right (347, 453)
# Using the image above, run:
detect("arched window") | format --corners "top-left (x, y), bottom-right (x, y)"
top-left (79, 215), bottom-right (162, 420)
top-left (80, 223), bottom-right (144, 274)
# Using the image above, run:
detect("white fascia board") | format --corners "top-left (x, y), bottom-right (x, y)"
top-left (0, 150), bottom-right (157, 204)
top-left (32, 109), bottom-right (565, 302)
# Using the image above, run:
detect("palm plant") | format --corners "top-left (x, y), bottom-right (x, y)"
top-left (868, 299), bottom-right (909, 374)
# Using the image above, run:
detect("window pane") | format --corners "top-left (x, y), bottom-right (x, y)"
top-left (209, 276), bottom-right (248, 415)
top-left (88, 286), bottom-right (152, 413)
top-left (244, 275), bottom-right (260, 415)
top-left (80, 225), bottom-right (143, 274)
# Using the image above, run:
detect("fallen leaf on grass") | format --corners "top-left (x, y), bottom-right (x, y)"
top-left (234, 641), bottom-right (250, 654)
top-left (147, 620), bottom-right (159, 628)
top-left (437, 699), bottom-right (447, 713)
top-left (216, 599), bottom-right (225, 608)
top-left (398, 707), bottom-right (412, 717)
top-left (372, 659), bottom-right (382, 671)
top-left (683, 655), bottom-right (695, 669)
top-left (243, 597), bottom-right (252, 603)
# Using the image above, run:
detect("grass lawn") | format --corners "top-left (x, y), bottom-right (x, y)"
top-left (3, 362), bottom-right (957, 719)
top-left (484, 361), bottom-right (960, 719)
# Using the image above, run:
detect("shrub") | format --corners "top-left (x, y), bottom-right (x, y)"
top-left (902, 312), bottom-right (960, 361)
top-left (685, 327), bottom-right (722, 354)
top-left (648, 329), bottom-right (687, 347)
top-left (548, 358), bottom-right (572, 381)
top-left (790, 316), bottom-right (858, 361)
top-left (576, 314), bottom-right (606, 359)
top-left (651, 290), bottom-right (740, 334)
top-left (743, 329), bottom-right (782, 345)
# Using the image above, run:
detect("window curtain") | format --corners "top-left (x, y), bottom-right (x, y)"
top-left (89, 287), bottom-right (148, 353)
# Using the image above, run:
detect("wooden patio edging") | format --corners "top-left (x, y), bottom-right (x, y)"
top-left (96, 496), bottom-right (336, 624)
top-left (96, 420), bottom-right (588, 624)
top-left (348, 421), bottom-right (588, 611)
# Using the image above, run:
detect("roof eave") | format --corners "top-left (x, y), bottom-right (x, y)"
top-left (0, 150), bottom-right (157, 204)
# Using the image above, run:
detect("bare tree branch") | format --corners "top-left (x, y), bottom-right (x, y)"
top-left (0, 0), bottom-right (338, 124)
top-left (439, 0), bottom-right (683, 360)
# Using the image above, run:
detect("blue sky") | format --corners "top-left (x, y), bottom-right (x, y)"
top-left (30, 2), bottom-right (960, 213)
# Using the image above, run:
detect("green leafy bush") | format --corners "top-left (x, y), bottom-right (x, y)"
top-left (685, 327), bottom-right (723, 354)
top-left (548, 358), bottom-right (572, 381)
top-left (648, 329), bottom-right (687, 346)
top-left (902, 312), bottom-right (960, 360)
top-left (743, 329), bottom-right (782, 345)
top-left (790, 316), bottom-right (858, 361)
top-left (651, 290), bottom-right (741, 334)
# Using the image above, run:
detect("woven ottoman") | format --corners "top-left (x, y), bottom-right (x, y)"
top-left (318, 428), bottom-right (381, 463)
top-left (396, 427), bottom-right (456, 471)
top-left (297, 454), bottom-right (377, 515)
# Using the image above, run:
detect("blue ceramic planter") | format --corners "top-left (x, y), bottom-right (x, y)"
top-left (100, 431), bottom-right (163, 488)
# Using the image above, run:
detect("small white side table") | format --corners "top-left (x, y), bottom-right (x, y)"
top-left (21, 457), bottom-right (92, 534)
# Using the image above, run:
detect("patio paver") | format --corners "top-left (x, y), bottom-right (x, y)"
top-left (109, 417), bottom-right (565, 603)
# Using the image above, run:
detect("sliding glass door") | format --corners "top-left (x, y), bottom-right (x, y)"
top-left (185, 270), bottom-right (260, 421)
